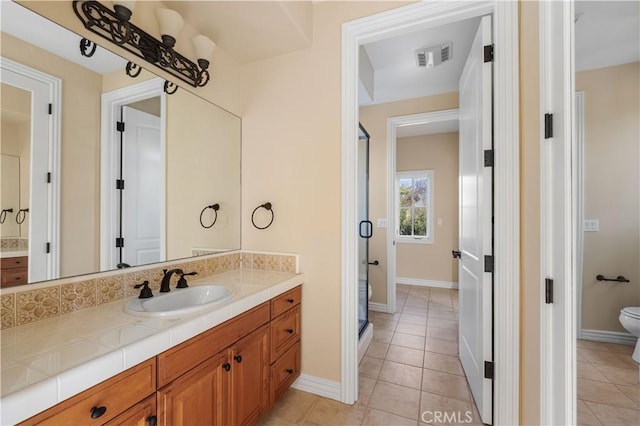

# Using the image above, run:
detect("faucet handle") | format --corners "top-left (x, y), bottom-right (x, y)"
top-left (133, 280), bottom-right (153, 299)
top-left (176, 271), bottom-right (197, 289)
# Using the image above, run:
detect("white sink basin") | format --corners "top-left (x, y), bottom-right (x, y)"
top-left (124, 285), bottom-right (234, 318)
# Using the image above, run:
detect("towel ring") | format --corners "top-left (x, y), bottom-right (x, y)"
top-left (200, 204), bottom-right (220, 229)
top-left (0, 208), bottom-right (13, 224)
top-left (251, 202), bottom-right (274, 230)
top-left (16, 208), bottom-right (29, 225)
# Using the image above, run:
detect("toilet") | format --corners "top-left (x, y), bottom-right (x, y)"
top-left (619, 307), bottom-right (640, 363)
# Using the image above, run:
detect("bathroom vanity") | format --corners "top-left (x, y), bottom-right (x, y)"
top-left (1, 265), bottom-right (303, 425)
top-left (0, 255), bottom-right (28, 288)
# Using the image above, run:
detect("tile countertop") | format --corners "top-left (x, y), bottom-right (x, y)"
top-left (0, 269), bottom-right (304, 425)
top-left (0, 251), bottom-right (28, 259)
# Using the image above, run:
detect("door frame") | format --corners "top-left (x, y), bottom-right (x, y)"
top-left (341, 2), bottom-right (520, 423)
top-left (386, 109), bottom-right (460, 314)
top-left (539, 0), bottom-right (576, 424)
top-left (0, 57), bottom-right (61, 281)
top-left (100, 77), bottom-right (166, 270)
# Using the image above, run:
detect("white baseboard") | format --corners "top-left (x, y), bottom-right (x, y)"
top-left (580, 329), bottom-right (637, 345)
top-left (358, 323), bottom-right (373, 363)
top-left (368, 302), bottom-right (387, 312)
top-left (292, 373), bottom-right (342, 401)
top-left (397, 277), bottom-right (458, 289)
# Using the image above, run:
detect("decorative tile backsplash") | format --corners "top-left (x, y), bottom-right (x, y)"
top-left (0, 238), bottom-right (28, 252)
top-left (0, 251), bottom-right (298, 330)
top-left (242, 251), bottom-right (297, 273)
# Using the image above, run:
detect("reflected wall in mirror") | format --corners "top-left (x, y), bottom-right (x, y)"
top-left (0, 1), bottom-right (241, 286)
top-left (0, 83), bottom-right (30, 242)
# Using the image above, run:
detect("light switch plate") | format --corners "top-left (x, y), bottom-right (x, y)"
top-left (584, 219), bottom-right (599, 232)
top-left (437, 218), bottom-right (443, 226)
top-left (377, 219), bottom-right (388, 229)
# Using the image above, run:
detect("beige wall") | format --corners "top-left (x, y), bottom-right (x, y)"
top-left (519, 2), bottom-right (540, 423)
top-left (396, 132), bottom-right (459, 283)
top-left (577, 62), bottom-right (640, 332)
top-left (359, 93), bottom-right (459, 304)
top-left (240, 1), bottom-right (411, 382)
top-left (2, 32), bottom-right (102, 277)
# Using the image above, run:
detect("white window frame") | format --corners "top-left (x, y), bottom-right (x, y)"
top-left (395, 169), bottom-right (434, 244)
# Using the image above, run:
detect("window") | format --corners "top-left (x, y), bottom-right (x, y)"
top-left (396, 170), bottom-right (433, 243)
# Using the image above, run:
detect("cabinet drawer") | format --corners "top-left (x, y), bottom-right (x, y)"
top-left (271, 286), bottom-right (301, 318)
top-left (20, 359), bottom-right (156, 426)
top-left (105, 394), bottom-right (156, 426)
top-left (158, 302), bottom-right (270, 387)
top-left (1, 256), bottom-right (28, 270)
top-left (270, 305), bottom-right (300, 361)
top-left (1, 269), bottom-right (27, 287)
top-left (270, 342), bottom-right (300, 405)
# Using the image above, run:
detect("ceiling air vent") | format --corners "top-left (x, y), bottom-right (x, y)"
top-left (415, 42), bottom-right (453, 68)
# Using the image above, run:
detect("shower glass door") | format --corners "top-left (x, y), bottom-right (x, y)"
top-left (358, 123), bottom-right (371, 337)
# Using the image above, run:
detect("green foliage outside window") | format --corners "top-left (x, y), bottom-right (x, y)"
top-left (398, 176), bottom-right (428, 237)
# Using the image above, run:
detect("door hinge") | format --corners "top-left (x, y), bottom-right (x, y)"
top-left (48, 103), bottom-right (52, 115)
top-left (545, 278), bottom-right (554, 304)
top-left (483, 44), bottom-right (494, 63)
top-left (484, 361), bottom-right (494, 379)
top-left (45, 242), bottom-right (51, 254)
top-left (116, 121), bottom-right (125, 132)
top-left (46, 172), bottom-right (51, 183)
top-left (544, 113), bottom-right (553, 139)
top-left (484, 149), bottom-right (494, 167)
top-left (484, 255), bottom-right (494, 273)
top-left (452, 250), bottom-right (462, 259)
top-left (116, 179), bottom-right (125, 190)
top-left (115, 237), bottom-right (124, 248)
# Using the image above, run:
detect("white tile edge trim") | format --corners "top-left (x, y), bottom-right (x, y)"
top-left (580, 329), bottom-right (637, 346)
top-left (396, 277), bottom-right (459, 289)
top-left (357, 323), bottom-right (373, 364)
top-left (291, 373), bottom-right (342, 402)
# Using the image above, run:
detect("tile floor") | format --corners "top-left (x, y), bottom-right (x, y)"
top-left (576, 339), bottom-right (639, 425)
top-left (261, 285), bottom-right (484, 425)
top-left (260, 284), bottom-right (640, 425)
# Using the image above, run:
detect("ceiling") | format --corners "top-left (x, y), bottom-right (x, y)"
top-left (0, 1), bottom-right (126, 75)
top-left (164, 1), bottom-right (313, 64)
top-left (575, 0), bottom-right (640, 72)
top-left (358, 16), bottom-right (481, 107)
top-left (396, 119), bottom-right (458, 138)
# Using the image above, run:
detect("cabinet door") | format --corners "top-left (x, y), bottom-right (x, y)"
top-left (157, 351), bottom-right (229, 426)
top-left (105, 395), bottom-right (156, 426)
top-left (230, 324), bottom-right (270, 426)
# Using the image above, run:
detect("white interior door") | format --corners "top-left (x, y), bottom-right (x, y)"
top-left (121, 106), bottom-right (162, 267)
top-left (1, 67), bottom-right (51, 282)
top-left (458, 15), bottom-right (493, 424)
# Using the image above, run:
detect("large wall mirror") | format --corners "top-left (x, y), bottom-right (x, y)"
top-left (0, 1), bottom-right (241, 286)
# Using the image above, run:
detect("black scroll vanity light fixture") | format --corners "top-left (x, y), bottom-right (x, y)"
top-left (73, 0), bottom-right (216, 94)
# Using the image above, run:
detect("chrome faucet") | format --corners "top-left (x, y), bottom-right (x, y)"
top-left (160, 268), bottom-right (183, 293)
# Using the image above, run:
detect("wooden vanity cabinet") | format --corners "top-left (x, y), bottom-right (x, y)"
top-left (1, 256), bottom-right (28, 288)
top-left (157, 351), bottom-right (229, 426)
top-left (20, 358), bottom-right (157, 426)
top-left (105, 395), bottom-right (157, 426)
top-left (18, 286), bottom-right (302, 426)
top-left (269, 287), bottom-right (302, 405)
top-left (156, 303), bottom-right (271, 426)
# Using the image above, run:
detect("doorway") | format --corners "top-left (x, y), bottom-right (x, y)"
top-left (341, 2), bottom-right (520, 424)
top-left (540, 1), bottom-right (639, 423)
top-left (100, 78), bottom-right (166, 271)
top-left (0, 57), bottom-right (61, 282)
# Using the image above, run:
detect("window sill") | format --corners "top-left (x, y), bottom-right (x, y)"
top-left (396, 238), bottom-right (433, 245)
